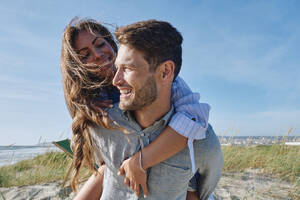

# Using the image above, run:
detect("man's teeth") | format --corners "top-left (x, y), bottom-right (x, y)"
top-left (120, 89), bottom-right (131, 94)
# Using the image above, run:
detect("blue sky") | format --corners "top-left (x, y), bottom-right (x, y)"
top-left (0, 0), bottom-right (299, 145)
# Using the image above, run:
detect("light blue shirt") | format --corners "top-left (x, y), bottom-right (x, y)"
top-left (171, 76), bottom-right (210, 172)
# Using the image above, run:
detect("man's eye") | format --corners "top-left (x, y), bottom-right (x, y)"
top-left (124, 67), bottom-right (133, 72)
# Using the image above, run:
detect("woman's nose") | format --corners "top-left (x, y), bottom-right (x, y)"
top-left (93, 50), bottom-right (105, 61)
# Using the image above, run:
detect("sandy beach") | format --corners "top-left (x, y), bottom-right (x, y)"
top-left (0, 171), bottom-right (297, 200)
top-left (214, 171), bottom-right (296, 200)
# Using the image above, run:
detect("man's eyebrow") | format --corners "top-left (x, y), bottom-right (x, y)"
top-left (124, 64), bottom-right (138, 68)
top-left (115, 63), bottom-right (137, 69)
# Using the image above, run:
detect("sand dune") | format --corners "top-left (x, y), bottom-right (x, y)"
top-left (0, 171), bottom-right (296, 200)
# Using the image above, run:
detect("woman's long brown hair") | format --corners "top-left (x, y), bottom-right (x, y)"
top-left (60, 18), bottom-right (118, 192)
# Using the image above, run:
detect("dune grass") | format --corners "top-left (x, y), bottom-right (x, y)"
top-left (222, 144), bottom-right (300, 198)
top-left (0, 152), bottom-right (76, 187)
top-left (0, 144), bottom-right (299, 197)
top-left (222, 144), bottom-right (300, 183)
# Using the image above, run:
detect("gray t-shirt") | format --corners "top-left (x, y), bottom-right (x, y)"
top-left (90, 103), bottom-right (193, 200)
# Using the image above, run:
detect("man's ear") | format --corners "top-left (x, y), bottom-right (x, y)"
top-left (157, 60), bottom-right (175, 84)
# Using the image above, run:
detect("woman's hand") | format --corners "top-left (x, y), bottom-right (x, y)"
top-left (118, 152), bottom-right (148, 198)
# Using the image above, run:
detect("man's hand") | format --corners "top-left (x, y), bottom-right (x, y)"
top-left (118, 152), bottom-right (148, 198)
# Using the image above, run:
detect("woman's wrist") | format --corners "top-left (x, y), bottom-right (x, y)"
top-left (139, 150), bottom-right (146, 173)
top-left (140, 149), bottom-right (151, 170)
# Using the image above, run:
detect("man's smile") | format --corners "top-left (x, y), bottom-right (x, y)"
top-left (118, 87), bottom-right (133, 99)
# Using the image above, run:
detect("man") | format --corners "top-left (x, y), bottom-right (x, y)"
top-left (77, 20), bottom-right (223, 200)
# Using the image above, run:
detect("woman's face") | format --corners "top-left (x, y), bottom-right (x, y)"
top-left (74, 30), bottom-right (116, 78)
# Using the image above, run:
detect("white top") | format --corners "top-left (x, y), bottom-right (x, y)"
top-left (170, 76), bottom-right (210, 173)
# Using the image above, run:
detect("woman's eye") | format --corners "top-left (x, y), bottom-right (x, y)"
top-left (83, 53), bottom-right (89, 60)
top-left (80, 53), bottom-right (90, 61)
top-left (96, 42), bottom-right (105, 48)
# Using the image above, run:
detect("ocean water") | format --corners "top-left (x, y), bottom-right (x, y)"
top-left (0, 146), bottom-right (61, 167)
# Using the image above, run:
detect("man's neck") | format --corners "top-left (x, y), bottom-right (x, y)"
top-left (134, 94), bottom-right (171, 129)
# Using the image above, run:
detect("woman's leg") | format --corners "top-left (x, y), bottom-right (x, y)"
top-left (74, 165), bottom-right (106, 200)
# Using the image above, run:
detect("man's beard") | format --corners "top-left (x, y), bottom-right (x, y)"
top-left (119, 76), bottom-right (157, 111)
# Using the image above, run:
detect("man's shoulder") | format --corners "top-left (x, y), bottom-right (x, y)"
top-left (105, 103), bottom-right (137, 131)
top-left (107, 103), bottom-right (124, 120)
top-left (89, 103), bottom-right (125, 133)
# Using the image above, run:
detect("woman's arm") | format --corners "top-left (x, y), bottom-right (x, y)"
top-left (119, 76), bottom-right (210, 196)
top-left (141, 126), bottom-right (187, 169)
top-left (141, 76), bottom-right (210, 168)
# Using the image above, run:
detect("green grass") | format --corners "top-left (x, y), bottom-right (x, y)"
top-left (222, 144), bottom-right (300, 199)
top-left (222, 144), bottom-right (300, 183)
top-left (0, 152), bottom-right (74, 187)
top-left (0, 145), bottom-right (299, 197)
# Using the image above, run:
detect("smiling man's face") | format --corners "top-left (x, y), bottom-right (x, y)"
top-left (113, 44), bottom-right (157, 111)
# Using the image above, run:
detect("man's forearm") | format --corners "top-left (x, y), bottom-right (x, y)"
top-left (142, 126), bottom-right (188, 169)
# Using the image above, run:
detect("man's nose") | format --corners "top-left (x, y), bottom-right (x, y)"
top-left (112, 67), bottom-right (124, 87)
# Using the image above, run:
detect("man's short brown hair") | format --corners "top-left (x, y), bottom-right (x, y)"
top-left (115, 19), bottom-right (183, 79)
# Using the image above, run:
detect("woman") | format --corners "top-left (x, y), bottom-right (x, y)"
top-left (60, 18), bottom-right (210, 199)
